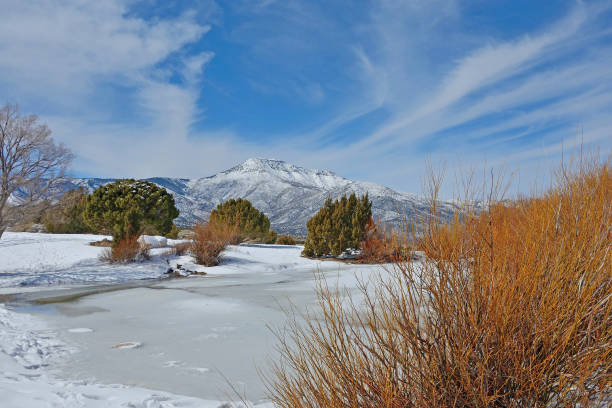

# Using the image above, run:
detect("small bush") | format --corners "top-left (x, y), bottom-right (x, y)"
top-left (276, 235), bottom-right (296, 245)
top-left (265, 229), bottom-right (278, 244)
top-left (172, 241), bottom-right (191, 256)
top-left (357, 218), bottom-right (405, 263)
top-left (99, 235), bottom-right (150, 263)
top-left (191, 222), bottom-right (231, 266)
top-left (43, 187), bottom-right (91, 234)
top-left (165, 223), bottom-right (180, 239)
top-left (90, 238), bottom-right (113, 247)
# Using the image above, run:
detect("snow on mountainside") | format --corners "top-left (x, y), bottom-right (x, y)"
top-left (52, 158), bottom-right (456, 235)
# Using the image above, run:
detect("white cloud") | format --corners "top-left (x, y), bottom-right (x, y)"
top-left (0, 0), bottom-right (225, 177)
top-left (0, 1), bottom-right (206, 96)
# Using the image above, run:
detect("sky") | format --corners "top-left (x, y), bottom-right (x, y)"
top-left (0, 0), bottom-right (611, 197)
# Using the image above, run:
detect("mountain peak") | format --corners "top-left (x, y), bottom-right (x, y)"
top-left (225, 158), bottom-right (337, 178)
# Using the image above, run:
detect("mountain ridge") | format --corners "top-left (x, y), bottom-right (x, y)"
top-left (53, 158), bottom-right (456, 236)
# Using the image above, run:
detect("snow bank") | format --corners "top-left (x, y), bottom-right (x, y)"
top-left (0, 233), bottom-right (338, 293)
top-left (0, 233), bottom-right (182, 292)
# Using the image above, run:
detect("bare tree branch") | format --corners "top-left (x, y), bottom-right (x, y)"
top-left (0, 103), bottom-right (73, 238)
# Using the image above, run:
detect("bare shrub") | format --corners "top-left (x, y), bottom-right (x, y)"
top-left (266, 157), bottom-right (612, 407)
top-left (191, 222), bottom-right (231, 266)
top-left (0, 103), bottom-right (73, 239)
top-left (357, 217), bottom-right (407, 263)
top-left (172, 241), bottom-right (191, 256)
top-left (276, 235), bottom-right (297, 245)
top-left (99, 235), bottom-right (150, 263)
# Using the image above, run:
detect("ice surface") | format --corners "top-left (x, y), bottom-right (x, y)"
top-left (0, 232), bottom-right (382, 406)
top-left (1, 303), bottom-right (277, 407)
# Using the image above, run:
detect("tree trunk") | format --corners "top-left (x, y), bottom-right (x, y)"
top-left (0, 195), bottom-right (7, 240)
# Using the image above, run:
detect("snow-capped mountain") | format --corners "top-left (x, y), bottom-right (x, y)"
top-left (56, 158), bottom-right (456, 235)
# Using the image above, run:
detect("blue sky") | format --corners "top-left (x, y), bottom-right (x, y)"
top-left (0, 0), bottom-right (611, 197)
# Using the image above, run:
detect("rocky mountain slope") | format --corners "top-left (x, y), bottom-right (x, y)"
top-left (55, 158), bottom-right (457, 236)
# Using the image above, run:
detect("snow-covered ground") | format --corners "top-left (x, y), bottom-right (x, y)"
top-left (0, 232), bottom-right (190, 291)
top-left (0, 232), bottom-right (382, 407)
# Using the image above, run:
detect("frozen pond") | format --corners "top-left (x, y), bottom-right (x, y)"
top-left (3, 238), bottom-right (382, 404)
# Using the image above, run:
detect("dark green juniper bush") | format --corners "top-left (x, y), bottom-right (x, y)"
top-left (209, 198), bottom-right (276, 243)
top-left (302, 193), bottom-right (372, 257)
top-left (84, 179), bottom-right (179, 244)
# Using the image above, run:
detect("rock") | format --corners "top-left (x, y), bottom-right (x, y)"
top-left (137, 235), bottom-right (167, 248)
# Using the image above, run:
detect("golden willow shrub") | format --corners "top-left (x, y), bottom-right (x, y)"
top-left (190, 222), bottom-right (233, 266)
top-left (99, 235), bottom-right (150, 263)
top-left (266, 159), bottom-right (611, 408)
top-left (358, 217), bottom-right (407, 263)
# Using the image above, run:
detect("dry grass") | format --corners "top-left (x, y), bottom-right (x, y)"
top-left (191, 222), bottom-right (232, 266)
top-left (90, 238), bottom-right (113, 247)
top-left (171, 241), bottom-right (191, 256)
top-left (266, 157), bottom-right (612, 407)
top-left (99, 235), bottom-right (151, 263)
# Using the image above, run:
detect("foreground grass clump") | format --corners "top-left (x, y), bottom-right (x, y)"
top-left (191, 222), bottom-right (233, 266)
top-left (267, 159), bottom-right (611, 407)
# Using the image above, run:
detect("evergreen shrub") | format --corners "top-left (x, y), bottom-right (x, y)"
top-left (276, 235), bottom-right (296, 245)
top-left (302, 193), bottom-right (372, 257)
top-left (209, 198), bottom-right (273, 243)
top-left (84, 179), bottom-right (179, 243)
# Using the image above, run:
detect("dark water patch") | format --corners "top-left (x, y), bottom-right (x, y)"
top-left (16, 303), bottom-right (59, 315)
top-left (56, 304), bottom-right (108, 317)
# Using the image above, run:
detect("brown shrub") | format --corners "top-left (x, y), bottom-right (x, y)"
top-left (357, 217), bottom-right (407, 263)
top-left (266, 157), bottom-right (612, 407)
top-left (276, 235), bottom-right (296, 245)
top-left (172, 241), bottom-right (191, 256)
top-left (99, 235), bottom-right (151, 263)
top-left (191, 222), bottom-right (231, 266)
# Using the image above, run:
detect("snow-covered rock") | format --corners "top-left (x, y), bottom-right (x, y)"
top-left (137, 235), bottom-right (167, 248)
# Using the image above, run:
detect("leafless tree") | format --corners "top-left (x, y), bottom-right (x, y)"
top-left (0, 103), bottom-right (73, 239)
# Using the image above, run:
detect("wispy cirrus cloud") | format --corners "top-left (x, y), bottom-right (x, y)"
top-left (297, 1), bottom-right (612, 193)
